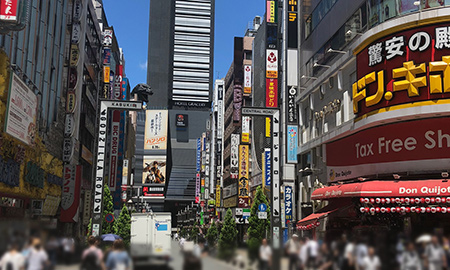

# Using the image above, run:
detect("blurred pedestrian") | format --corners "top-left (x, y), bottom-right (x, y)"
top-left (317, 243), bottom-right (333, 270)
top-left (284, 234), bottom-right (300, 270)
top-left (355, 238), bottom-right (368, 270)
top-left (26, 238), bottom-right (49, 270)
top-left (342, 235), bottom-right (356, 270)
top-left (259, 238), bottom-right (272, 270)
top-left (361, 247), bottom-right (380, 270)
top-left (305, 237), bottom-right (319, 270)
top-left (81, 236), bottom-right (104, 270)
top-left (299, 237), bottom-right (308, 270)
top-left (0, 242), bottom-right (25, 270)
top-left (424, 236), bottom-right (447, 270)
top-left (61, 236), bottom-right (75, 265)
top-left (45, 236), bottom-right (59, 270)
top-left (105, 240), bottom-right (131, 270)
top-left (399, 242), bottom-right (421, 270)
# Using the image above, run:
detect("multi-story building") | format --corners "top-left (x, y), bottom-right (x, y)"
top-left (296, 0), bottom-right (450, 249)
top-left (134, 0), bottom-right (215, 222)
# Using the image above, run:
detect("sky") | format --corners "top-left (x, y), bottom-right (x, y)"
top-left (102, 0), bottom-right (265, 90)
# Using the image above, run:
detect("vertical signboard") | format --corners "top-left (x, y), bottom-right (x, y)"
top-left (238, 145), bottom-right (250, 208)
top-left (287, 125), bottom-right (298, 163)
top-left (244, 65), bottom-right (252, 95)
top-left (284, 185), bottom-right (293, 226)
top-left (217, 82), bottom-right (224, 139)
top-left (109, 112), bottom-right (120, 191)
top-left (266, 0), bottom-right (278, 23)
top-left (216, 185), bottom-right (221, 207)
top-left (264, 148), bottom-right (271, 187)
top-left (287, 0), bottom-right (298, 49)
top-left (241, 116), bottom-right (250, 143)
top-left (5, 73), bottom-right (38, 145)
top-left (266, 78), bottom-right (278, 107)
top-left (60, 165), bottom-right (82, 223)
top-left (233, 85), bottom-right (243, 123)
top-left (0, 0), bottom-right (19, 21)
top-left (287, 87), bottom-right (298, 124)
top-left (230, 134), bottom-right (240, 179)
top-left (266, 50), bottom-right (278, 78)
top-left (144, 110), bottom-right (168, 150)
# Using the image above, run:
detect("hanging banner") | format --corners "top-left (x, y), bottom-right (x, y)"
top-left (244, 65), bottom-right (252, 95)
top-left (241, 116), bottom-right (250, 143)
top-left (60, 165), bottom-right (82, 223)
top-left (144, 110), bottom-right (168, 150)
top-left (230, 134), bottom-right (240, 179)
top-left (287, 125), bottom-right (298, 163)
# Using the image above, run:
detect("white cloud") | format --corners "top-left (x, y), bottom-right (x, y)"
top-left (139, 60), bottom-right (148, 70)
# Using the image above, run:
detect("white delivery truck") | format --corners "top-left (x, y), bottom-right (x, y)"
top-left (130, 212), bottom-right (172, 269)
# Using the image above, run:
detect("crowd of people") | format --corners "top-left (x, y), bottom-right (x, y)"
top-left (278, 233), bottom-right (450, 270)
top-left (0, 235), bottom-right (132, 270)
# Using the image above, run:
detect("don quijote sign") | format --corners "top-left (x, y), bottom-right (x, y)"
top-left (353, 22), bottom-right (450, 119)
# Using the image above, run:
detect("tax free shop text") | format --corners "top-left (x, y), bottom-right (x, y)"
top-left (355, 129), bottom-right (450, 159)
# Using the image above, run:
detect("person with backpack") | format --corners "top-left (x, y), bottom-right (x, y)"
top-left (81, 236), bottom-right (104, 270)
top-left (105, 240), bottom-right (131, 270)
top-left (0, 242), bottom-right (25, 270)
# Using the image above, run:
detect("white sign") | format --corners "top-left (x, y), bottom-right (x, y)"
top-left (258, 212), bottom-right (268, 219)
top-left (236, 208), bottom-right (243, 215)
top-left (103, 29), bottom-right (113, 46)
top-left (266, 49), bottom-right (278, 78)
top-left (92, 224), bottom-right (100, 236)
top-left (61, 165), bottom-right (76, 210)
top-left (5, 73), bottom-right (37, 145)
top-left (94, 105), bottom-right (108, 215)
top-left (272, 111), bottom-right (281, 217)
top-left (217, 100), bottom-right (224, 139)
top-left (235, 217), bottom-right (249, 224)
top-left (71, 23), bottom-right (81, 44)
top-left (273, 227), bottom-right (280, 249)
top-left (230, 134), bottom-right (240, 179)
top-left (113, 75), bottom-right (122, 99)
top-left (144, 110), bottom-right (168, 150)
top-left (242, 116), bottom-right (250, 143)
top-left (62, 138), bottom-right (74, 162)
top-left (64, 114), bottom-right (75, 137)
top-left (244, 65), bottom-right (252, 93)
top-left (122, 159), bottom-right (129, 186)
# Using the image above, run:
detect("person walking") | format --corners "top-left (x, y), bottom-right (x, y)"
top-left (0, 242), bottom-right (25, 270)
top-left (361, 247), bottom-right (381, 270)
top-left (25, 238), bottom-right (49, 270)
top-left (424, 236), bottom-right (447, 270)
top-left (81, 236), bottom-right (104, 270)
top-left (259, 238), bottom-right (272, 270)
top-left (285, 234), bottom-right (300, 270)
top-left (399, 242), bottom-right (422, 270)
top-left (105, 240), bottom-right (131, 270)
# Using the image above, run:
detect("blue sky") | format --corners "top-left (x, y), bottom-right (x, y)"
top-left (102, 0), bottom-right (265, 90)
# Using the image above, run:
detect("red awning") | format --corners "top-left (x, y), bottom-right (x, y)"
top-left (297, 210), bottom-right (337, 226)
top-left (312, 180), bottom-right (450, 200)
top-left (296, 200), bottom-right (351, 230)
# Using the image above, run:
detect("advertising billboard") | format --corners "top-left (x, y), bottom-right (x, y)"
top-left (144, 110), bottom-right (168, 150)
top-left (238, 145), bottom-right (249, 198)
top-left (354, 22), bottom-right (450, 119)
top-left (327, 117), bottom-right (450, 182)
top-left (142, 156), bottom-right (166, 184)
top-left (230, 134), bottom-right (240, 179)
top-left (287, 125), bottom-right (298, 163)
top-left (264, 148), bottom-right (271, 187)
top-left (284, 185), bottom-right (293, 226)
top-left (241, 116), bottom-right (250, 143)
top-left (60, 165), bottom-right (81, 223)
top-left (266, 78), bottom-right (278, 107)
top-left (244, 65), bottom-right (252, 95)
top-left (5, 73), bottom-right (38, 145)
top-left (109, 112), bottom-right (120, 191)
top-left (233, 85), bottom-right (243, 122)
top-left (266, 49), bottom-right (278, 78)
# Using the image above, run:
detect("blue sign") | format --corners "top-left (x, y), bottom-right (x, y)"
top-left (285, 185), bottom-right (293, 226)
top-left (105, 213), bottom-right (115, 223)
top-left (287, 125), bottom-right (298, 163)
top-left (156, 223), bottom-right (168, 231)
top-left (264, 149), bottom-right (271, 187)
top-left (258, 203), bottom-right (267, 212)
top-left (196, 138), bottom-right (201, 172)
top-left (103, 48), bottom-right (111, 65)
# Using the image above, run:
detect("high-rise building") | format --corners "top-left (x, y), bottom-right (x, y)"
top-left (134, 0), bottom-right (215, 219)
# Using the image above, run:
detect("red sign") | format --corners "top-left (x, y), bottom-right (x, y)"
top-left (60, 165), bottom-right (82, 223)
top-left (200, 201), bottom-right (205, 207)
top-left (266, 78), bottom-right (278, 107)
top-left (312, 180), bottom-right (450, 200)
top-left (238, 197), bottom-right (251, 208)
top-left (0, 0), bottom-right (19, 21)
top-left (354, 22), bottom-right (450, 118)
top-left (326, 117), bottom-right (450, 182)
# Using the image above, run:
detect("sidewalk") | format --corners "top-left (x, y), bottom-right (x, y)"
top-left (221, 247), bottom-right (289, 270)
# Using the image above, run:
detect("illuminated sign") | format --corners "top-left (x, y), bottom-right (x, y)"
top-left (354, 22), bottom-right (450, 118)
top-left (266, 0), bottom-right (277, 23)
top-left (266, 78), bottom-right (278, 107)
